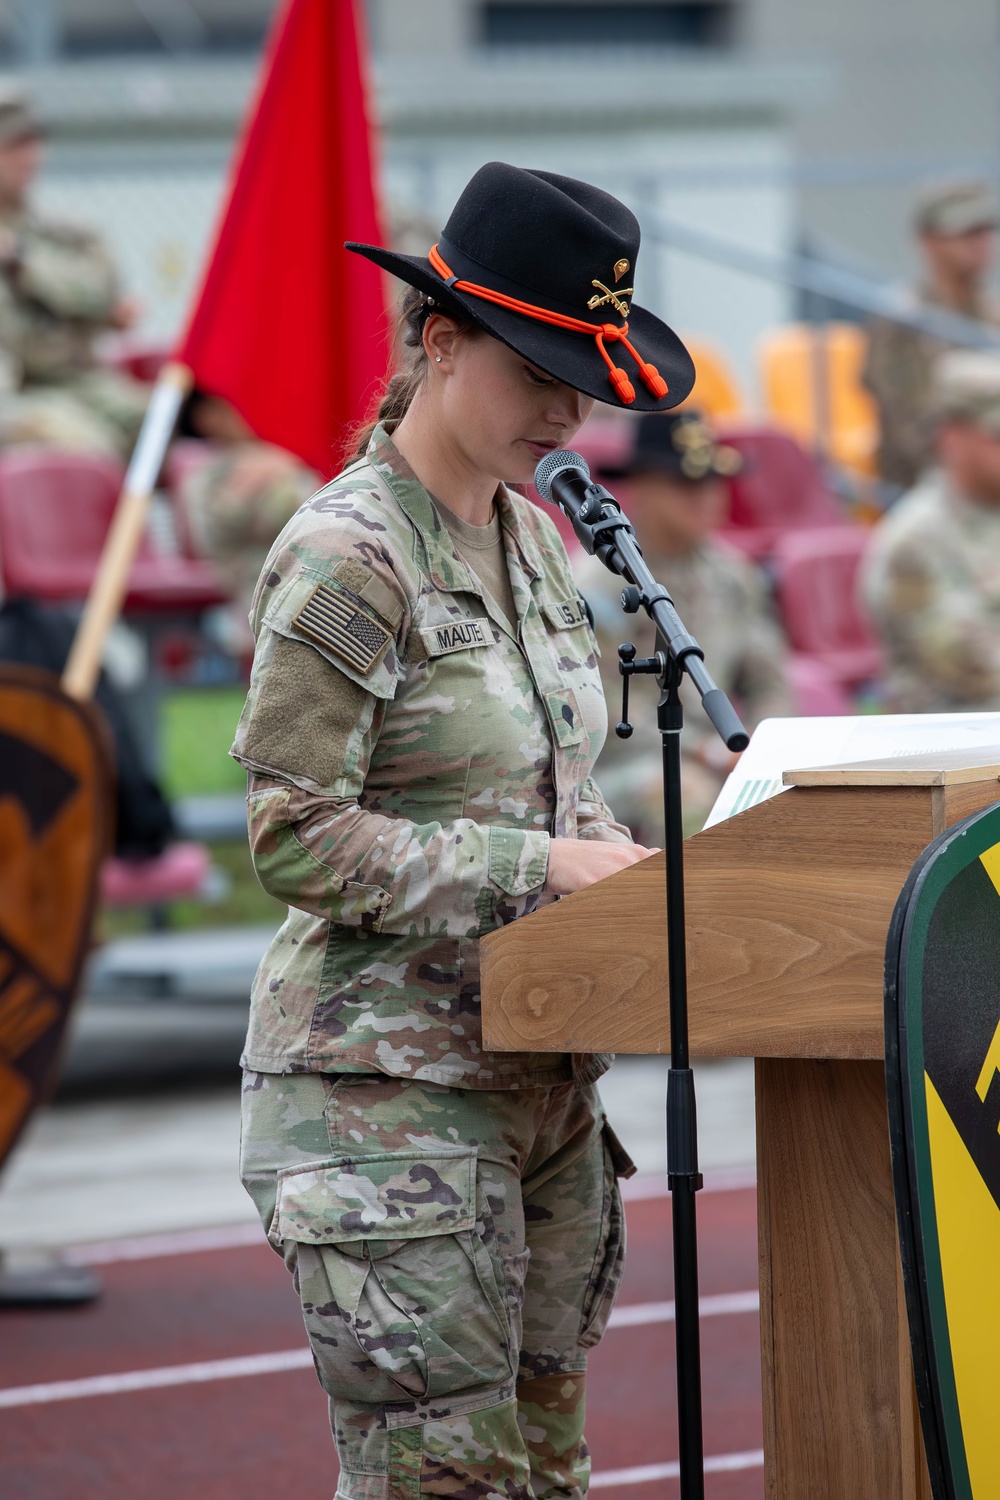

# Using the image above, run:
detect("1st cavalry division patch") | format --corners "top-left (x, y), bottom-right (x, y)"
top-left (0, 664), bottom-right (109, 1172)
top-left (885, 799), bottom-right (1000, 1500)
top-left (292, 582), bottom-right (392, 675)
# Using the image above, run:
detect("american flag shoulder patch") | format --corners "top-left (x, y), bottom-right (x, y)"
top-left (291, 582), bottom-right (392, 676)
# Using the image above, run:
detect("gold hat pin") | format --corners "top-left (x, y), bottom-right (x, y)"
top-left (588, 259), bottom-right (633, 317)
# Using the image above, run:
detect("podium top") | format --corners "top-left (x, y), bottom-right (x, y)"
top-left (784, 747), bottom-right (1000, 788)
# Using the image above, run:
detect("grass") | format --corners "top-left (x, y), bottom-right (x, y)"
top-left (99, 686), bottom-right (287, 938)
top-left (160, 687), bottom-right (248, 799)
top-left (99, 837), bottom-right (286, 939)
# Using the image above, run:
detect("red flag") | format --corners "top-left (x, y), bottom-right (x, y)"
top-left (175, 0), bottom-right (388, 479)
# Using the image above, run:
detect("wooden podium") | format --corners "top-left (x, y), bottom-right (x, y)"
top-left (480, 751), bottom-right (1000, 1499)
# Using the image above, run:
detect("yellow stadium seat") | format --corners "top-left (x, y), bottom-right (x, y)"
top-left (677, 336), bottom-right (746, 420)
top-left (757, 322), bottom-right (879, 478)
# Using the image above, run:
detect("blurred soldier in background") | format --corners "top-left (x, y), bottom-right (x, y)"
top-left (176, 388), bottom-right (319, 656)
top-left (863, 180), bottom-right (1000, 493)
top-left (576, 411), bottom-right (791, 838)
top-left (863, 349), bottom-right (1000, 713)
top-left (0, 85), bottom-right (146, 458)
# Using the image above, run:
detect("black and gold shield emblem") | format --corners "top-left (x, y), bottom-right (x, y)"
top-left (886, 798), bottom-right (1000, 1499)
top-left (0, 665), bottom-right (110, 1171)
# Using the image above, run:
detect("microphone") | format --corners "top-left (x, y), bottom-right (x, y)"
top-left (534, 448), bottom-right (631, 571)
top-left (533, 448), bottom-right (594, 511)
top-left (533, 447), bottom-right (749, 754)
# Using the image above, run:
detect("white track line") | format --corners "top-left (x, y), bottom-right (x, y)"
top-left (67, 1223), bottom-right (267, 1265)
top-left (608, 1289), bottom-right (759, 1328)
top-left (0, 1290), bottom-right (759, 1411)
top-left (0, 1361), bottom-right (765, 1493)
top-left (591, 1449), bottom-right (764, 1487)
top-left (0, 1349), bottom-right (315, 1409)
top-left (62, 1168), bottom-right (757, 1267)
top-left (622, 1166), bottom-right (755, 1201)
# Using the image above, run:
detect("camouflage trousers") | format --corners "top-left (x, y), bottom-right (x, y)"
top-left (240, 1070), bottom-right (631, 1499)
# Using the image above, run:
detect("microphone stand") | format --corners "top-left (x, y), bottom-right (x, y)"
top-left (550, 469), bottom-right (748, 1500)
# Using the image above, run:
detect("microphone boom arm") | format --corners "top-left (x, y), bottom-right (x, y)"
top-left (548, 469), bottom-right (748, 753)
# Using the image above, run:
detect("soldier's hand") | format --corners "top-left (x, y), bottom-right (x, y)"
top-left (545, 837), bottom-right (659, 896)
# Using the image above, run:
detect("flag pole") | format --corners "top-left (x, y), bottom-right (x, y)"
top-left (62, 361), bottom-right (193, 702)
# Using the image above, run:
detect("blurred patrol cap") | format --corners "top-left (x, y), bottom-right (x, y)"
top-left (0, 84), bottom-right (43, 145)
top-left (933, 350), bottom-right (1000, 433)
top-left (604, 409), bottom-right (743, 482)
top-left (915, 179), bottom-right (999, 238)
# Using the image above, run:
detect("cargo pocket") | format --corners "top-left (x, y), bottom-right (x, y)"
top-left (578, 1125), bottom-right (629, 1349)
top-left (273, 1148), bottom-right (514, 1405)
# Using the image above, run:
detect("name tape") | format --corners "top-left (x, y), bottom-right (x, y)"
top-left (419, 618), bottom-right (494, 657)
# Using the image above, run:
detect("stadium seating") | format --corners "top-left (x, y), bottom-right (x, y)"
top-left (677, 336), bottom-right (747, 420)
top-left (0, 448), bottom-right (224, 610)
top-left (715, 425), bottom-right (845, 559)
top-left (757, 322), bottom-right (879, 478)
top-left (772, 526), bottom-right (884, 687)
top-left (101, 841), bottom-right (213, 909)
top-left (787, 653), bottom-right (855, 717)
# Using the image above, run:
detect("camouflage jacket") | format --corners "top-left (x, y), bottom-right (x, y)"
top-left (863, 286), bottom-right (1000, 490)
top-left (231, 426), bottom-right (631, 1088)
top-left (862, 469), bottom-right (1000, 711)
top-left (0, 207), bottom-right (121, 386)
top-left (574, 540), bottom-right (791, 837)
top-left (181, 443), bottom-right (319, 652)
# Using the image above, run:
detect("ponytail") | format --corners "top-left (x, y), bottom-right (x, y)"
top-left (352, 284), bottom-right (476, 458)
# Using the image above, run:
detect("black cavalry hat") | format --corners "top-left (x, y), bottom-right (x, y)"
top-left (604, 410), bottom-right (744, 481)
top-left (346, 162), bottom-right (695, 412)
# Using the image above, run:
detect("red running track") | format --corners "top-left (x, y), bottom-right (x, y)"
top-left (0, 1183), bottom-right (763, 1499)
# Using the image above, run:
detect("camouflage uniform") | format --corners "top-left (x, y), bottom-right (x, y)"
top-left (863, 180), bottom-right (1000, 491)
top-left (232, 425), bottom-right (635, 1497)
top-left (862, 286), bottom-right (1000, 491)
top-left (180, 444), bottom-right (319, 655)
top-left (0, 207), bottom-right (147, 458)
top-left (862, 470), bottom-right (1000, 712)
top-left (575, 542), bottom-right (791, 839)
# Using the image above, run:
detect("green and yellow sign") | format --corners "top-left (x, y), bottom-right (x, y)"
top-left (886, 799), bottom-right (1000, 1500)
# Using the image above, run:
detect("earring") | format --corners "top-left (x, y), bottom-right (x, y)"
top-left (435, 355), bottom-right (442, 363)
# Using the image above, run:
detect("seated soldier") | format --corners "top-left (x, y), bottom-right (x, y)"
top-left (863, 349), bottom-right (1000, 712)
top-left (0, 86), bottom-right (147, 458)
top-left (176, 387), bottom-right (319, 656)
top-left (576, 410), bottom-right (791, 837)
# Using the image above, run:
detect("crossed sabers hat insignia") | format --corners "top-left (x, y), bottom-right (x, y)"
top-left (588, 279), bottom-right (633, 317)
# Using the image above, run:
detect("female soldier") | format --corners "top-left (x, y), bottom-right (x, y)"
top-left (235, 162), bottom-right (695, 1499)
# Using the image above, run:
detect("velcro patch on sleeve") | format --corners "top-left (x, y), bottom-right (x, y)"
top-left (292, 582), bottom-right (393, 675)
top-left (542, 596), bottom-right (590, 630)
top-left (418, 618), bottom-right (494, 657)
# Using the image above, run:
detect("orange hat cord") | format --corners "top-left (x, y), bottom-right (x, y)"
top-left (427, 244), bottom-right (668, 406)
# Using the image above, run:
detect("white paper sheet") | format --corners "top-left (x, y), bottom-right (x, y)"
top-left (704, 713), bottom-right (1000, 828)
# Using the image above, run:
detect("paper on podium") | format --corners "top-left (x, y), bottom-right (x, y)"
top-left (705, 712), bottom-right (1000, 828)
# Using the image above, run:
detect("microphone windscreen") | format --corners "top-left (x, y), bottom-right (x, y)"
top-left (533, 448), bottom-right (590, 504)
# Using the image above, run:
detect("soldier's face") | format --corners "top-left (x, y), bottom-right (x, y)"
top-left (422, 318), bottom-right (595, 485)
top-left (922, 227), bottom-right (996, 283)
top-left (0, 133), bottom-right (43, 204)
top-left (939, 421), bottom-right (1000, 505)
top-left (627, 471), bottom-right (726, 553)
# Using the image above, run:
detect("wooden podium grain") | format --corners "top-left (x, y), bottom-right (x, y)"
top-left (480, 751), bottom-right (1000, 1500)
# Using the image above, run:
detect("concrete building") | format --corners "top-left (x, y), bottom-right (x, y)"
top-left (6, 0), bottom-right (999, 394)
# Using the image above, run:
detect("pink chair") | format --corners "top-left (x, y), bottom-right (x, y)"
top-left (715, 425), bottom-right (845, 560)
top-left (773, 527), bottom-right (884, 688)
top-left (0, 448), bottom-right (225, 610)
top-left (101, 842), bottom-right (212, 908)
top-left (787, 653), bottom-right (854, 717)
